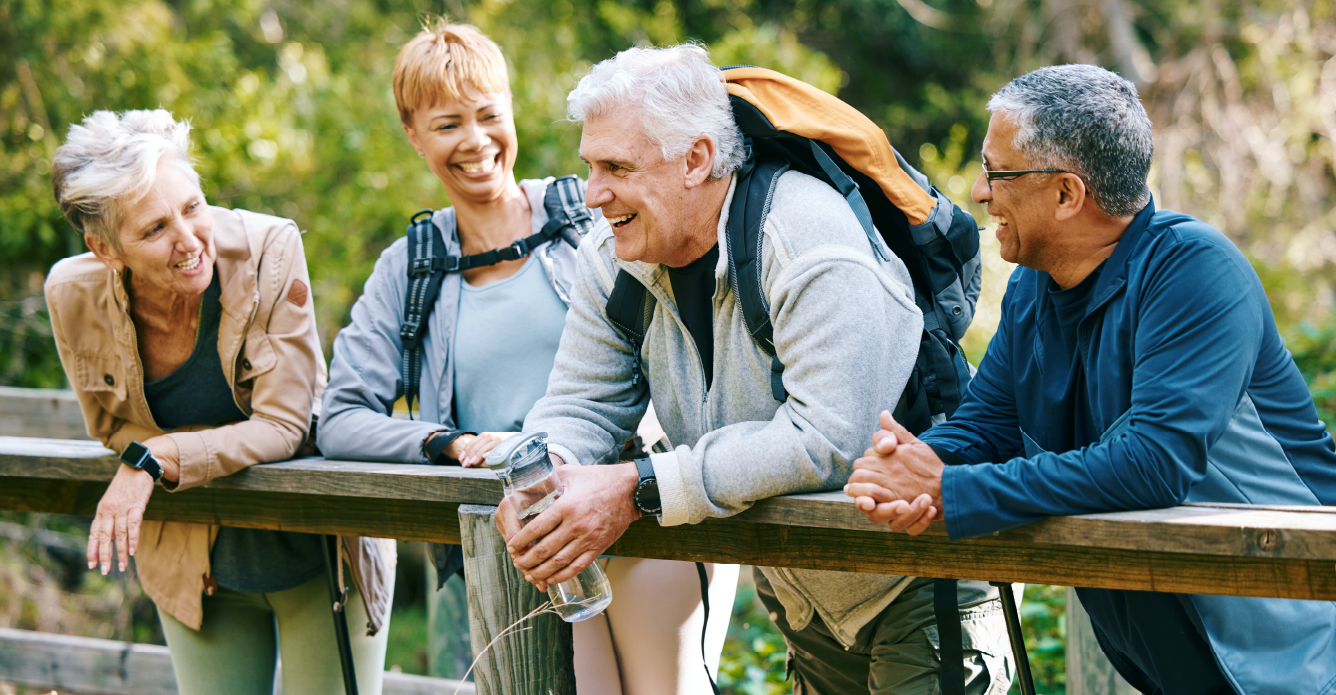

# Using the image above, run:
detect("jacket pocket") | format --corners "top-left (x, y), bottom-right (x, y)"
top-left (236, 332), bottom-right (277, 384)
top-left (74, 353), bottom-right (127, 403)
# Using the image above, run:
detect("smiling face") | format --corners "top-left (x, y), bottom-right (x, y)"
top-left (403, 90), bottom-right (518, 205)
top-left (88, 161), bottom-right (215, 299)
top-left (579, 113), bottom-right (706, 265)
top-left (970, 113), bottom-right (1062, 270)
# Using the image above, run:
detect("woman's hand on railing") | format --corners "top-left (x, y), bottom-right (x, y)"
top-left (87, 464), bottom-right (154, 575)
top-left (86, 436), bottom-right (179, 575)
top-left (447, 432), bottom-right (515, 467)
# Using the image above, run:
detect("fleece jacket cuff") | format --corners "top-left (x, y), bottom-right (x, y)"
top-left (547, 443), bottom-right (581, 468)
top-left (651, 448), bottom-right (690, 527)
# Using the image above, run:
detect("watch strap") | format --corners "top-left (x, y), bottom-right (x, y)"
top-left (120, 442), bottom-right (163, 481)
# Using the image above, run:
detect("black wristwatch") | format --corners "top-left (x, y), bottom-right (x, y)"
top-left (632, 456), bottom-right (661, 516)
top-left (120, 441), bottom-right (163, 481)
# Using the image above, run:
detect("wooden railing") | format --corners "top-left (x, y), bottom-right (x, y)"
top-left (6, 435), bottom-right (1335, 600)
top-left (0, 627), bottom-right (474, 695)
top-left (3, 388), bottom-right (1336, 693)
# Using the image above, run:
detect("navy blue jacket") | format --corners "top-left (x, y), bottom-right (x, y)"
top-left (922, 202), bottom-right (1336, 694)
top-left (926, 203), bottom-right (1335, 535)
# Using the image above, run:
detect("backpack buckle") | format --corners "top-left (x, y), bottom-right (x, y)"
top-left (443, 255), bottom-right (461, 272)
top-left (399, 319), bottom-right (420, 346)
top-left (499, 239), bottom-right (528, 261)
top-left (409, 258), bottom-right (435, 277)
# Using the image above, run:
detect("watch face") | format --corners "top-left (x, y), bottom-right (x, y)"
top-left (122, 441), bottom-right (150, 468)
top-left (636, 479), bottom-right (661, 514)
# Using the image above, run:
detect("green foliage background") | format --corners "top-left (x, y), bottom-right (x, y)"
top-left (2, 0), bottom-right (1333, 692)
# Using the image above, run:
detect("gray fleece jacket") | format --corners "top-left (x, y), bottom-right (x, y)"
top-left (524, 171), bottom-right (962, 645)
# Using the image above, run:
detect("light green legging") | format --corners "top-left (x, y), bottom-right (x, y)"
top-left (158, 571), bottom-right (392, 695)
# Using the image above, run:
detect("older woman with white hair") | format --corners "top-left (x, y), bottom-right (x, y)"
top-left (44, 109), bottom-right (394, 695)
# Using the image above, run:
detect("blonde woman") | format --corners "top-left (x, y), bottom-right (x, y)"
top-left (45, 109), bottom-right (394, 695)
top-left (317, 21), bottom-right (737, 695)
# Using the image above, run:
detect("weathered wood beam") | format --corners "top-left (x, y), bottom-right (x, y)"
top-left (0, 627), bottom-right (475, 695)
top-left (738, 491), bottom-right (1336, 561)
top-left (6, 474), bottom-right (1333, 601)
top-left (606, 516), bottom-right (1336, 601)
top-left (0, 386), bottom-right (89, 440)
top-left (0, 477), bottom-right (465, 545)
top-left (5, 436), bottom-right (1336, 601)
top-left (459, 505), bottom-right (575, 695)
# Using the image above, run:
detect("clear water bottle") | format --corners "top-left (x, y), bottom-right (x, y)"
top-left (485, 432), bottom-right (613, 622)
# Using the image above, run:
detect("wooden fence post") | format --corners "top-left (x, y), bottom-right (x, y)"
top-left (458, 505), bottom-right (575, 695)
top-left (1064, 587), bottom-right (1136, 695)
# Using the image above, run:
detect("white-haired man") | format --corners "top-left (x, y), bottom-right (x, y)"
top-left (497, 44), bottom-right (1013, 694)
top-left (848, 65), bottom-right (1336, 695)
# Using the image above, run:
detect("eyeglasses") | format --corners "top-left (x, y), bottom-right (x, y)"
top-left (982, 165), bottom-right (1068, 191)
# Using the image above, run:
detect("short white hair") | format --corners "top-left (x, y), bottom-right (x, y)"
top-left (567, 44), bottom-right (745, 180)
top-left (52, 109), bottom-right (200, 249)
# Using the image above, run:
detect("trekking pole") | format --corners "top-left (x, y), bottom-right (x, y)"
top-left (990, 582), bottom-right (1036, 695)
top-left (323, 534), bottom-right (359, 695)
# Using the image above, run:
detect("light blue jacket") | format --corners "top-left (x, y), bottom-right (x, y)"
top-left (318, 178), bottom-right (587, 461)
top-left (922, 201), bottom-right (1336, 694)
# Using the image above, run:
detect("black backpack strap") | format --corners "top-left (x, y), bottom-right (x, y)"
top-left (399, 179), bottom-right (590, 415)
top-left (696, 562), bottom-right (721, 694)
top-left (725, 154), bottom-right (790, 402)
top-left (399, 209), bottom-right (446, 418)
top-left (934, 578), bottom-right (964, 695)
top-left (606, 270), bottom-right (653, 390)
top-left (807, 141), bottom-right (890, 262)
top-left (447, 222), bottom-right (566, 271)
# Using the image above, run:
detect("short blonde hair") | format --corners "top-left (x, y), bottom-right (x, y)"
top-left (392, 20), bottom-right (510, 126)
top-left (51, 109), bottom-right (200, 250)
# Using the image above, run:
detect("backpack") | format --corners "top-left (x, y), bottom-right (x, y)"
top-left (398, 175), bottom-right (595, 416)
top-left (605, 67), bottom-right (981, 436)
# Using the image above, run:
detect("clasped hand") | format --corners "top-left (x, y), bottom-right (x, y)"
top-left (844, 410), bottom-right (946, 536)
top-left (495, 459), bottom-right (641, 592)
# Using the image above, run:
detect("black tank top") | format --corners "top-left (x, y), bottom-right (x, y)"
top-left (143, 273), bottom-right (325, 594)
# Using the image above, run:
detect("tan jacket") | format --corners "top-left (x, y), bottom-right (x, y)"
top-left (45, 206), bottom-right (394, 633)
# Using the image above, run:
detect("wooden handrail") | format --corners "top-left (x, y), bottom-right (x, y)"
top-left (3, 434), bottom-right (1335, 602)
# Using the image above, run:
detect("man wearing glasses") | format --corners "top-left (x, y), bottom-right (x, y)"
top-left (845, 64), bottom-right (1336, 695)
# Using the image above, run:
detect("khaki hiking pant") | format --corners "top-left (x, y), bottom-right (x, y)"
top-left (756, 569), bottom-right (1014, 695)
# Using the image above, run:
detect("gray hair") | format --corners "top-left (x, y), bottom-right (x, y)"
top-left (988, 64), bottom-right (1153, 217)
top-left (567, 44), bottom-right (745, 180)
top-left (52, 109), bottom-right (200, 249)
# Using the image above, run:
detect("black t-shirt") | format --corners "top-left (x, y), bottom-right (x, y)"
top-left (1041, 261), bottom-right (1105, 452)
top-left (667, 244), bottom-right (719, 390)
